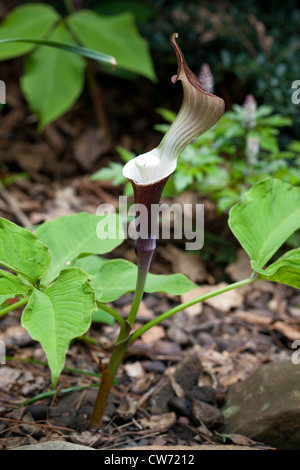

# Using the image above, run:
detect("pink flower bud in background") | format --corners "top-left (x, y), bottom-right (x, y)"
top-left (199, 63), bottom-right (214, 94)
top-left (243, 94), bottom-right (257, 129)
top-left (245, 136), bottom-right (260, 164)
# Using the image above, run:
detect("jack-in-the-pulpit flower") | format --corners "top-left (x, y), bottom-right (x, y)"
top-left (123, 32), bottom-right (225, 327)
top-left (123, 33), bottom-right (225, 190)
top-left (91, 34), bottom-right (225, 430)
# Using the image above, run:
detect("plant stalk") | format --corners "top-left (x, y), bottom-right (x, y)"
top-left (128, 277), bottom-right (257, 345)
top-left (90, 322), bottom-right (131, 429)
top-left (90, 179), bottom-right (167, 428)
top-left (127, 238), bottom-right (156, 326)
top-left (63, 0), bottom-right (75, 14)
top-left (86, 60), bottom-right (112, 142)
top-left (96, 301), bottom-right (127, 332)
top-left (90, 239), bottom-right (155, 428)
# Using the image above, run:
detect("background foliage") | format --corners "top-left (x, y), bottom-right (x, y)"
top-left (1, 0), bottom-right (299, 208)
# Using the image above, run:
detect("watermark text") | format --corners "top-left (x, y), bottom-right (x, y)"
top-left (0, 80), bottom-right (6, 105)
top-left (292, 80), bottom-right (300, 105)
top-left (291, 340), bottom-right (300, 365)
top-left (96, 197), bottom-right (204, 250)
top-left (0, 340), bottom-right (5, 364)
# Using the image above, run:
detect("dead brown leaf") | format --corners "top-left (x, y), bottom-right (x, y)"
top-left (233, 310), bottom-right (273, 327)
top-left (272, 321), bottom-right (300, 341)
top-left (115, 396), bottom-right (137, 420)
top-left (161, 244), bottom-right (207, 283)
top-left (195, 346), bottom-right (261, 387)
top-left (141, 325), bottom-right (165, 345)
top-left (124, 361), bottom-right (144, 379)
top-left (225, 249), bottom-right (252, 282)
top-left (130, 372), bottom-right (155, 394)
top-left (139, 412), bottom-right (176, 431)
top-left (228, 433), bottom-right (260, 447)
top-left (184, 283), bottom-right (244, 313)
top-left (12, 143), bottom-right (57, 173)
top-left (74, 128), bottom-right (111, 170)
top-left (216, 353), bottom-right (260, 387)
top-left (0, 367), bottom-right (34, 393)
top-left (181, 288), bottom-right (203, 317)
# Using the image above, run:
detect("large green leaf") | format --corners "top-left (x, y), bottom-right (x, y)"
top-left (90, 258), bottom-right (197, 302)
top-left (21, 268), bottom-right (96, 386)
top-left (20, 22), bottom-right (86, 130)
top-left (251, 248), bottom-right (300, 289)
top-left (0, 4), bottom-right (59, 60)
top-left (74, 255), bottom-right (107, 275)
top-left (67, 10), bottom-right (156, 81)
top-left (0, 270), bottom-right (30, 304)
top-left (228, 179), bottom-right (300, 268)
top-left (0, 217), bottom-right (51, 284)
top-left (35, 212), bottom-right (124, 286)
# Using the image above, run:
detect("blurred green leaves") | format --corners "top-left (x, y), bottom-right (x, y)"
top-left (94, 98), bottom-right (300, 212)
top-left (20, 22), bottom-right (86, 130)
top-left (0, 4), bottom-right (59, 60)
top-left (0, 3), bottom-right (156, 129)
top-left (66, 10), bottom-right (156, 81)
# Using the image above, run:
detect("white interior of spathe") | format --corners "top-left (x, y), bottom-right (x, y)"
top-left (123, 148), bottom-right (176, 186)
top-left (134, 152), bottom-right (161, 183)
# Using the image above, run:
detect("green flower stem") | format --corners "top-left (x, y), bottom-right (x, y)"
top-left (90, 328), bottom-right (130, 429)
top-left (96, 301), bottom-right (126, 332)
top-left (0, 296), bottom-right (30, 318)
top-left (90, 241), bottom-right (155, 429)
top-left (128, 277), bottom-right (257, 345)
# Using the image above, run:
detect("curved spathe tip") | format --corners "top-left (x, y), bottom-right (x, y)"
top-left (123, 33), bottom-right (225, 187)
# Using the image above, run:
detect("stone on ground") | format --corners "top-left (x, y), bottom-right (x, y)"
top-left (222, 360), bottom-right (300, 450)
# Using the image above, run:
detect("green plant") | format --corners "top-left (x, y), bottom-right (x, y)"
top-left (1, 34), bottom-right (300, 431)
top-left (0, 2), bottom-right (156, 130)
top-left (1, 179), bottom-right (300, 428)
top-left (0, 212), bottom-right (197, 385)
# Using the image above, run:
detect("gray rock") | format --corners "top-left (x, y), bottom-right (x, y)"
top-left (150, 355), bottom-right (202, 414)
top-left (192, 400), bottom-right (224, 429)
top-left (168, 396), bottom-right (193, 418)
top-left (12, 441), bottom-right (95, 450)
top-left (222, 360), bottom-right (300, 450)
